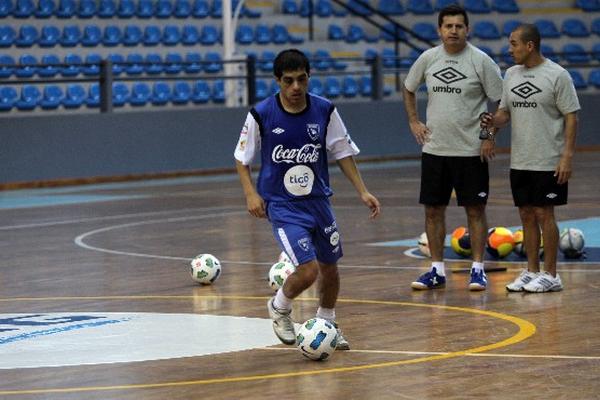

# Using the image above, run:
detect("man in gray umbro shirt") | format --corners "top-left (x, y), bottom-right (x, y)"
top-left (403, 5), bottom-right (503, 292)
top-left (481, 24), bottom-right (580, 293)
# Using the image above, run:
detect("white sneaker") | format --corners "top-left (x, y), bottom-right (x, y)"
top-left (332, 322), bottom-right (350, 350)
top-left (267, 298), bottom-right (296, 345)
top-left (506, 270), bottom-right (538, 292)
top-left (523, 272), bottom-right (563, 293)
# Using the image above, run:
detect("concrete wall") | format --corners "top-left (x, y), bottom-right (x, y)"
top-left (2, 94), bottom-right (598, 185)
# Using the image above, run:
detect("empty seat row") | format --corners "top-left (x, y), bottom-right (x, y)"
top-left (235, 24), bottom-right (303, 45)
top-left (0, 79), bottom-right (227, 111)
top-left (282, 0), bottom-right (518, 17)
top-left (0, 24), bottom-right (223, 47)
top-left (0, 0), bottom-right (260, 19)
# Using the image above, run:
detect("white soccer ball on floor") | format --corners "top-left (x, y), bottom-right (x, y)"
top-left (417, 232), bottom-right (431, 257)
top-left (190, 254), bottom-right (221, 285)
top-left (278, 251), bottom-right (292, 264)
top-left (296, 318), bottom-right (338, 361)
top-left (559, 228), bottom-right (585, 258)
top-left (268, 261), bottom-right (295, 291)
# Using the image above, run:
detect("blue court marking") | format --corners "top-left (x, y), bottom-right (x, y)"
top-left (369, 217), bottom-right (600, 248)
top-left (0, 194), bottom-right (148, 210)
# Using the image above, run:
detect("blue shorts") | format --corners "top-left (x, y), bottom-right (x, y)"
top-left (266, 197), bottom-right (343, 266)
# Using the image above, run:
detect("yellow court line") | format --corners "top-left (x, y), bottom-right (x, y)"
top-left (0, 295), bottom-right (536, 396)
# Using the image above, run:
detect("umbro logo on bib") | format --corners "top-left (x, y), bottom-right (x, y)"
top-left (272, 127), bottom-right (285, 134)
top-left (546, 193), bottom-right (558, 199)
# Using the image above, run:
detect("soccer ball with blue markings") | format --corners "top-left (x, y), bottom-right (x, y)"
top-left (268, 261), bottom-right (296, 291)
top-left (296, 318), bottom-right (338, 361)
top-left (190, 254), bottom-right (221, 285)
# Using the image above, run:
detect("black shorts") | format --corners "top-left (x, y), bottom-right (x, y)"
top-left (419, 153), bottom-right (489, 206)
top-left (510, 169), bottom-right (568, 207)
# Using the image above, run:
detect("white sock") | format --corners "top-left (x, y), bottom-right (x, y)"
top-left (471, 262), bottom-right (485, 272)
top-left (432, 262), bottom-right (445, 276)
top-left (273, 289), bottom-right (292, 311)
top-left (316, 307), bottom-right (336, 322)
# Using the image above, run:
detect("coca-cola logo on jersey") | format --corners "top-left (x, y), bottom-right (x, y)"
top-left (272, 144), bottom-right (321, 164)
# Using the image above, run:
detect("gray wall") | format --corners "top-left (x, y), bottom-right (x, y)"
top-left (2, 94), bottom-right (598, 185)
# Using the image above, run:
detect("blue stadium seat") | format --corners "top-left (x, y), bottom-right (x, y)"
top-left (592, 18), bottom-right (600, 36)
top-left (473, 21), bottom-right (500, 40)
top-left (82, 25), bottom-right (102, 47)
top-left (15, 25), bottom-right (38, 47)
top-left (145, 53), bottom-right (163, 74)
top-left (192, 0), bottom-right (209, 17)
top-left (40, 85), bottom-right (64, 109)
top-left (500, 45), bottom-right (513, 65)
top-left (108, 53), bottom-right (125, 75)
top-left (204, 51), bottom-right (222, 73)
top-left (39, 25), bottom-right (60, 47)
top-left (63, 84), bottom-right (86, 108)
top-left (122, 25), bottom-right (142, 46)
top-left (16, 85), bottom-right (41, 110)
top-left (378, 0), bottom-right (404, 15)
top-left (464, 0), bottom-right (491, 13)
top-left (185, 52), bottom-right (202, 73)
top-left (381, 22), bottom-right (407, 42)
top-left (38, 53), bottom-right (60, 77)
top-left (117, 0), bottom-right (135, 17)
top-left (413, 22), bottom-right (438, 41)
top-left (309, 77), bottom-right (324, 96)
top-left (324, 77), bottom-right (341, 98)
top-left (98, 0), bottom-right (116, 17)
top-left (576, 0), bottom-right (600, 11)
top-left (62, 53), bottom-right (82, 76)
top-left (163, 25), bottom-right (181, 46)
top-left (36, 0), bottom-right (56, 17)
top-left (55, 0), bottom-right (76, 17)
top-left (200, 25), bottom-right (219, 45)
top-left (331, 52), bottom-right (347, 70)
top-left (125, 53), bottom-right (144, 75)
top-left (478, 45), bottom-right (495, 60)
top-left (151, 82), bottom-right (171, 105)
top-left (258, 50), bottom-right (275, 72)
top-left (192, 80), bottom-right (211, 103)
top-left (347, 0), bottom-right (372, 16)
top-left (589, 68), bottom-right (600, 87)
top-left (175, 0), bottom-right (192, 17)
top-left (492, 0), bottom-right (519, 12)
top-left (87, 83), bottom-right (100, 107)
top-left (255, 24), bottom-right (271, 44)
top-left (0, 54), bottom-right (15, 78)
top-left (172, 81), bottom-right (191, 104)
top-left (435, 0), bottom-right (456, 10)
top-left (273, 24), bottom-right (302, 44)
top-left (342, 76), bottom-right (359, 97)
top-left (130, 82), bottom-right (151, 106)
top-left (316, 0), bottom-right (335, 17)
top-left (16, 54), bottom-right (37, 77)
top-left (60, 25), bottom-right (81, 47)
top-left (313, 49), bottom-right (333, 71)
top-left (407, 0), bottom-right (434, 14)
top-left (535, 19), bottom-right (560, 38)
top-left (78, 0), bottom-right (96, 18)
top-left (82, 53), bottom-right (101, 75)
top-left (211, 0), bottom-right (222, 17)
top-left (382, 47), bottom-right (398, 68)
top-left (541, 44), bottom-right (559, 63)
top-left (592, 43), bottom-right (600, 61)
top-left (568, 69), bottom-right (587, 89)
top-left (283, 0), bottom-right (298, 14)
top-left (0, 0), bottom-right (14, 17)
top-left (0, 86), bottom-right (18, 111)
top-left (240, 0), bottom-right (261, 18)
top-left (182, 25), bottom-right (199, 45)
top-left (103, 25), bottom-right (122, 46)
top-left (0, 26), bottom-right (16, 47)
top-left (112, 82), bottom-right (129, 107)
top-left (502, 20), bottom-right (521, 37)
top-left (562, 43), bottom-right (590, 64)
top-left (562, 19), bottom-right (590, 38)
top-left (212, 80), bottom-right (225, 103)
top-left (156, 0), bottom-right (173, 17)
top-left (143, 25), bottom-right (161, 46)
top-left (164, 52), bottom-right (183, 74)
top-left (347, 24), bottom-right (378, 43)
top-left (255, 79), bottom-right (269, 101)
top-left (236, 24), bottom-right (254, 45)
top-left (137, 0), bottom-right (154, 18)
top-left (328, 24), bottom-right (345, 41)
top-left (399, 48), bottom-right (423, 68)
top-left (13, 0), bottom-right (35, 17)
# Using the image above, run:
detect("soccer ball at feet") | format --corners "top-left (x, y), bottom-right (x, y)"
top-left (268, 261), bottom-right (295, 291)
top-left (559, 228), bottom-right (585, 258)
top-left (190, 254), bottom-right (221, 284)
top-left (296, 318), bottom-right (338, 361)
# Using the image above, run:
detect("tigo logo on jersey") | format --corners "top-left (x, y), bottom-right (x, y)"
top-left (283, 165), bottom-right (314, 196)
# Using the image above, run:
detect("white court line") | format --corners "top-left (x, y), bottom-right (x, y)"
top-left (262, 347), bottom-right (600, 360)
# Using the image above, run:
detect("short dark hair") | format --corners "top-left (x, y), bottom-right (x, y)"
top-left (438, 4), bottom-right (469, 28)
top-left (273, 49), bottom-right (310, 78)
top-left (515, 23), bottom-right (541, 51)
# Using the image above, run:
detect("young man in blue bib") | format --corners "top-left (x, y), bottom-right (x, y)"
top-left (235, 49), bottom-right (380, 348)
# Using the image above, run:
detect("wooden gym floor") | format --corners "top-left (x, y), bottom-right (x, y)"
top-left (0, 152), bottom-right (599, 400)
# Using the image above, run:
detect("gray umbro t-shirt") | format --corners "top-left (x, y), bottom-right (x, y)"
top-left (404, 43), bottom-right (503, 157)
top-left (500, 59), bottom-right (580, 171)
